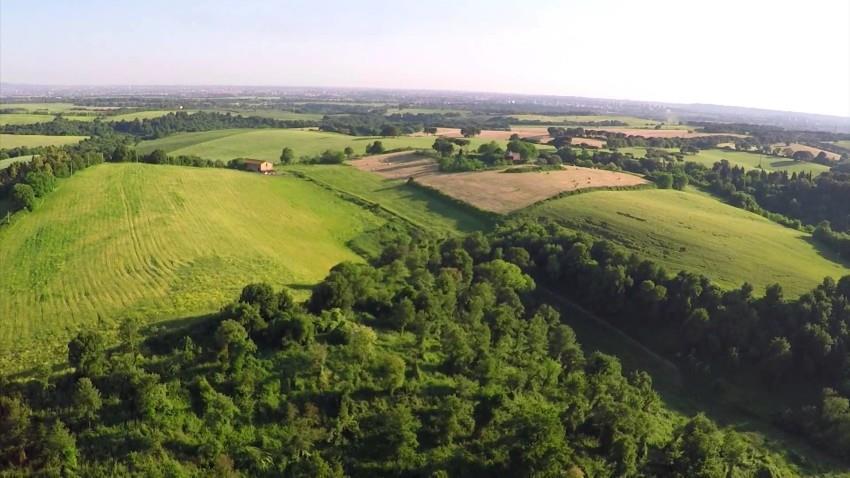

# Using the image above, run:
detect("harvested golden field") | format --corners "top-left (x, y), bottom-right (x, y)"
top-left (350, 151), bottom-right (438, 179)
top-left (773, 143), bottom-right (841, 161)
top-left (414, 166), bottom-right (648, 213)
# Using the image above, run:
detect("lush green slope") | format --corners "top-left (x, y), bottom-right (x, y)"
top-left (0, 163), bottom-right (385, 370)
top-left (526, 189), bottom-right (848, 295)
top-left (0, 114), bottom-right (57, 125)
top-left (0, 155), bottom-right (33, 170)
top-left (0, 134), bottom-right (89, 148)
top-left (287, 164), bottom-right (493, 234)
top-left (137, 128), bottom-right (502, 162)
top-left (618, 147), bottom-right (831, 175)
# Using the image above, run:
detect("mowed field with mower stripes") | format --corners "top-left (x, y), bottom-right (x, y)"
top-left (0, 163), bottom-right (385, 370)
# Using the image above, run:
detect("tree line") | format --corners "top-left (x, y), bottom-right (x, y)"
top-left (489, 218), bottom-right (850, 462)
top-left (0, 226), bottom-right (797, 476)
top-left (0, 111), bottom-right (318, 141)
top-left (319, 113), bottom-right (510, 137)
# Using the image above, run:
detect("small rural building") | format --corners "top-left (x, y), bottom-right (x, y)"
top-left (242, 159), bottom-right (274, 174)
top-left (506, 151), bottom-right (523, 162)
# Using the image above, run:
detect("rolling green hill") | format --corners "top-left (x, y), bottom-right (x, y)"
top-left (0, 163), bottom-right (387, 370)
top-left (525, 188), bottom-right (848, 296)
top-left (137, 128), bottom-right (504, 162)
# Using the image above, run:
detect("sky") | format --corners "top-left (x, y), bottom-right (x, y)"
top-left (1, 0), bottom-right (849, 116)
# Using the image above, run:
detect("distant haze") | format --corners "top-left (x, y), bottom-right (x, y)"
top-left (1, 0), bottom-right (848, 117)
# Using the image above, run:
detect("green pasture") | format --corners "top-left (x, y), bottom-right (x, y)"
top-left (0, 134), bottom-right (89, 148)
top-left (525, 188), bottom-right (848, 296)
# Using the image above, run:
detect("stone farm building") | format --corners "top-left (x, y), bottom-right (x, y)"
top-left (242, 159), bottom-right (274, 174)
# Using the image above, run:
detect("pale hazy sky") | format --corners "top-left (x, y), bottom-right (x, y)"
top-left (2, 0), bottom-right (848, 116)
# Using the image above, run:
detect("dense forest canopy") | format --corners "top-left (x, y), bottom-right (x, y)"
top-left (0, 224), bottom-right (810, 477)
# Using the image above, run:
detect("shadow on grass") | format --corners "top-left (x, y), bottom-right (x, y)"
top-left (5, 312), bottom-right (217, 381)
top-left (804, 236), bottom-right (850, 270)
top-left (537, 288), bottom-right (850, 473)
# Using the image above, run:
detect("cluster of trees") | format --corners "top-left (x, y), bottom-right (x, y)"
top-left (557, 148), bottom-right (692, 191)
top-left (814, 222), bottom-right (850, 261)
top-left (708, 164), bottom-right (850, 233)
top-left (0, 146), bottom-right (105, 213)
top-left (0, 230), bottom-right (793, 476)
top-left (110, 111), bottom-right (317, 139)
top-left (0, 116), bottom-right (115, 137)
top-left (511, 118), bottom-right (629, 127)
top-left (489, 218), bottom-right (850, 461)
top-left (0, 145), bottom-right (49, 160)
top-left (431, 138), bottom-right (541, 173)
top-left (1, 112), bottom-right (318, 140)
top-left (107, 146), bottom-right (227, 168)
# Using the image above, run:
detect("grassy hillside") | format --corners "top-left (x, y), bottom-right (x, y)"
top-left (618, 147), bottom-right (831, 175)
top-left (0, 114), bottom-right (57, 125)
top-left (0, 163), bottom-right (386, 370)
top-left (526, 189), bottom-right (848, 296)
top-left (137, 128), bottom-right (504, 162)
top-left (0, 155), bottom-right (33, 170)
top-left (0, 134), bottom-right (89, 148)
top-left (287, 164), bottom-right (493, 234)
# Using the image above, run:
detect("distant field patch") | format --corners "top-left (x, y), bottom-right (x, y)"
top-left (832, 140), bottom-right (850, 150)
top-left (0, 134), bottom-right (88, 148)
top-left (0, 163), bottom-right (385, 370)
top-left (594, 128), bottom-right (743, 139)
top-left (509, 114), bottom-right (669, 128)
top-left (138, 128), bottom-right (502, 162)
top-left (0, 113), bottom-right (56, 125)
top-left (619, 147), bottom-right (831, 175)
top-left (414, 166), bottom-right (648, 214)
top-left (527, 189), bottom-right (848, 296)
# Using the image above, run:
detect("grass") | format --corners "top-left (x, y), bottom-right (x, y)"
top-left (0, 163), bottom-right (386, 371)
top-left (137, 128), bottom-right (504, 162)
top-left (0, 155), bottom-right (33, 170)
top-left (525, 188), bottom-right (848, 296)
top-left (103, 110), bottom-right (180, 122)
top-left (0, 114), bottom-right (56, 125)
top-left (831, 140), bottom-right (850, 150)
top-left (286, 164), bottom-right (493, 234)
top-left (0, 134), bottom-right (89, 148)
top-left (618, 147), bottom-right (832, 175)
